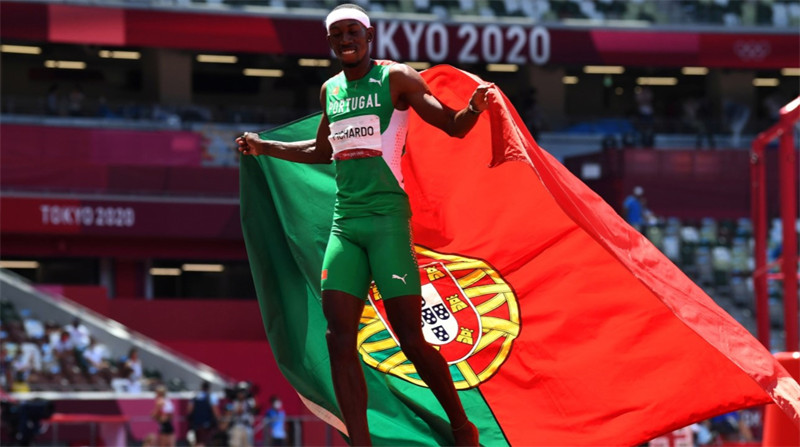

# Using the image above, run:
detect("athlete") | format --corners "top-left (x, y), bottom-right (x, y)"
top-left (237, 4), bottom-right (489, 446)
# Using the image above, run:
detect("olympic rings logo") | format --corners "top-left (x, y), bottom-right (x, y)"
top-left (733, 40), bottom-right (771, 61)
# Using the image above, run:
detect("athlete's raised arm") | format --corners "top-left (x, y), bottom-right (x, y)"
top-left (391, 64), bottom-right (492, 139)
top-left (236, 84), bottom-right (334, 164)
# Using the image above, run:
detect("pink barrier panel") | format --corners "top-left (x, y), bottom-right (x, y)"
top-left (2, 163), bottom-right (239, 196)
top-left (1, 162), bottom-right (110, 190)
top-left (103, 299), bottom-right (266, 341)
top-left (104, 166), bottom-right (170, 193)
top-left (2, 124), bottom-right (204, 168)
top-left (3, 125), bottom-right (93, 163)
top-left (90, 128), bottom-right (203, 166)
top-left (161, 166), bottom-right (240, 195)
top-left (104, 166), bottom-right (239, 196)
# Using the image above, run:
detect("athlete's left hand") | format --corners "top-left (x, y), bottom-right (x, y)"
top-left (469, 83), bottom-right (493, 114)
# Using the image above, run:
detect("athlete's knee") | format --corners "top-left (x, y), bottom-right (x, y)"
top-left (325, 324), bottom-right (358, 355)
top-left (321, 290), bottom-right (364, 356)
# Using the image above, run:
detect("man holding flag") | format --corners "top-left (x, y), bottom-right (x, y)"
top-left (237, 3), bottom-right (491, 445)
top-left (238, 2), bottom-right (800, 446)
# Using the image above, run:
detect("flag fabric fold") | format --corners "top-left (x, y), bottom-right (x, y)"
top-left (240, 64), bottom-right (800, 446)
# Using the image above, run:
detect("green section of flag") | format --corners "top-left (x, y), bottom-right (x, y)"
top-left (239, 113), bottom-right (508, 446)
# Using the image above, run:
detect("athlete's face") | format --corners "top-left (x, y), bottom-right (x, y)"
top-left (327, 19), bottom-right (374, 68)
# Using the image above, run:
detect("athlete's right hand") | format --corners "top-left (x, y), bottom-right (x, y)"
top-left (236, 132), bottom-right (262, 156)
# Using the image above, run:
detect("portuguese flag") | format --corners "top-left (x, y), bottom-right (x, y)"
top-left (239, 65), bottom-right (800, 446)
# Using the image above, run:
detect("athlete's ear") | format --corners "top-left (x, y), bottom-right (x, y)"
top-left (366, 27), bottom-right (375, 43)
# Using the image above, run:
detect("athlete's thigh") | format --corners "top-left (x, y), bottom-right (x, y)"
top-left (366, 216), bottom-right (421, 299)
top-left (321, 226), bottom-right (371, 300)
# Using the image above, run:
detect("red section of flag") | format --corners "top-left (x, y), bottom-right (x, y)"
top-left (404, 65), bottom-right (800, 445)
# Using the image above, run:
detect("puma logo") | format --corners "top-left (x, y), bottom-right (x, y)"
top-left (392, 274), bottom-right (407, 284)
top-left (369, 78), bottom-right (382, 87)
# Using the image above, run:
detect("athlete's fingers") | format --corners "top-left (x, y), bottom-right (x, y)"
top-left (236, 133), bottom-right (257, 155)
top-left (236, 138), bottom-right (252, 156)
top-left (470, 84), bottom-right (492, 112)
top-left (478, 83), bottom-right (493, 100)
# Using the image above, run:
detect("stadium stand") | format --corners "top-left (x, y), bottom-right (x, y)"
top-left (87, 0), bottom-right (800, 27)
top-left (0, 269), bottom-right (231, 394)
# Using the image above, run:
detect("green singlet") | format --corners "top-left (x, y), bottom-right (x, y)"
top-left (320, 60), bottom-right (421, 300)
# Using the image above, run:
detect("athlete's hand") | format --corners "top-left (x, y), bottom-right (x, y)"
top-left (236, 132), bottom-right (263, 156)
top-left (468, 83), bottom-right (493, 114)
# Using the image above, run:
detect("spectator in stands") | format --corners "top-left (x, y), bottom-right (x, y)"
top-left (124, 347), bottom-right (144, 393)
top-left (52, 330), bottom-right (74, 363)
top-left (227, 387), bottom-right (255, 447)
top-left (723, 99), bottom-right (750, 148)
top-left (67, 84), bottom-right (86, 117)
top-left (112, 347), bottom-right (144, 393)
top-left (264, 394), bottom-right (287, 446)
top-left (635, 86), bottom-right (655, 147)
top-left (44, 321), bottom-right (61, 347)
top-left (96, 96), bottom-right (119, 119)
top-left (762, 92), bottom-right (787, 125)
top-left (65, 318), bottom-right (91, 372)
top-left (709, 410), bottom-right (754, 443)
top-left (52, 330), bottom-right (78, 386)
top-left (11, 341), bottom-right (42, 383)
top-left (40, 340), bottom-right (59, 377)
top-left (82, 336), bottom-right (111, 382)
top-left (65, 318), bottom-right (91, 352)
top-left (623, 186), bottom-right (646, 231)
top-left (683, 96), bottom-right (716, 149)
top-left (690, 420), bottom-right (714, 445)
top-left (46, 84), bottom-right (61, 115)
top-left (9, 350), bottom-right (31, 387)
top-left (151, 384), bottom-right (176, 447)
top-left (0, 344), bottom-right (12, 390)
top-left (187, 380), bottom-right (221, 447)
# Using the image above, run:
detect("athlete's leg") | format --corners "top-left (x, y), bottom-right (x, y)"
top-left (322, 289), bottom-right (371, 446)
top-left (383, 296), bottom-right (479, 446)
top-left (364, 216), bottom-right (478, 445)
top-left (321, 223), bottom-right (373, 446)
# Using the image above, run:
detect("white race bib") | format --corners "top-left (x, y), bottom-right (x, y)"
top-left (328, 115), bottom-right (382, 155)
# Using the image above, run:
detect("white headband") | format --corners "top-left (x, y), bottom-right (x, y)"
top-left (325, 8), bottom-right (371, 31)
